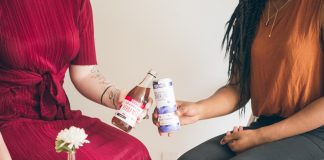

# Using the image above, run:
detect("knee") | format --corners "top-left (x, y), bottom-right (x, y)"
top-left (178, 151), bottom-right (193, 160)
top-left (126, 136), bottom-right (150, 158)
top-left (230, 155), bottom-right (252, 160)
top-left (178, 151), bottom-right (212, 160)
top-left (230, 156), bottom-right (248, 160)
top-left (230, 153), bottom-right (263, 160)
top-left (177, 155), bottom-right (189, 160)
top-left (130, 136), bottom-right (148, 152)
top-left (177, 154), bottom-right (196, 160)
top-left (178, 150), bottom-right (202, 160)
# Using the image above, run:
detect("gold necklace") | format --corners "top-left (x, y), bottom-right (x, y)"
top-left (266, 0), bottom-right (291, 38)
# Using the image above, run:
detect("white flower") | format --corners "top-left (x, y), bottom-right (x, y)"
top-left (55, 126), bottom-right (90, 152)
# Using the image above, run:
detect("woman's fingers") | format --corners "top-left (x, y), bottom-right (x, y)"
top-left (152, 108), bottom-right (159, 126)
top-left (136, 97), bottom-right (154, 124)
top-left (176, 101), bottom-right (185, 107)
top-left (179, 116), bottom-right (194, 125)
top-left (145, 97), bottom-right (153, 109)
top-left (239, 126), bottom-right (243, 131)
top-left (220, 126), bottom-right (244, 145)
top-left (115, 89), bottom-right (127, 109)
top-left (233, 126), bottom-right (239, 133)
top-left (222, 132), bottom-right (240, 144)
top-left (176, 103), bottom-right (189, 117)
top-left (220, 131), bottom-right (231, 144)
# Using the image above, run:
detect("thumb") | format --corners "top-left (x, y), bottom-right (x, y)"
top-left (176, 100), bottom-right (191, 115)
top-left (176, 105), bottom-right (194, 125)
top-left (176, 104), bottom-right (188, 117)
top-left (114, 89), bottom-right (127, 109)
top-left (118, 89), bottom-right (127, 103)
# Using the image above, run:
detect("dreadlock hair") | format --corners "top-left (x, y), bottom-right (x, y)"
top-left (222, 0), bottom-right (267, 114)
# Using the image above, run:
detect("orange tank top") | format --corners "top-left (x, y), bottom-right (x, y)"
top-left (250, 0), bottom-right (323, 117)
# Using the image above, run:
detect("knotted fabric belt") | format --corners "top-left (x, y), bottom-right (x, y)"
top-left (0, 68), bottom-right (72, 120)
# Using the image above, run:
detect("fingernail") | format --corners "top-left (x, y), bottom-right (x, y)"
top-left (220, 139), bottom-right (224, 145)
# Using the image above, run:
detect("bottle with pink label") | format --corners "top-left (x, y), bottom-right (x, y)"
top-left (112, 70), bottom-right (157, 132)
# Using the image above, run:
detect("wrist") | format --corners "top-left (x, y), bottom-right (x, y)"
top-left (194, 101), bottom-right (205, 120)
top-left (101, 86), bottom-right (120, 110)
top-left (256, 127), bottom-right (274, 144)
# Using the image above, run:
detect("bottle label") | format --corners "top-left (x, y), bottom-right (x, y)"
top-left (114, 96), bottom-right (145, 127)
top-left (158, 112), bottom-right (179, 126)
top-left (158, 112), bottom-right (180, 133)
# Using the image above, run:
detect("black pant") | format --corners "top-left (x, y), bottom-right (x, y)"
top-left (178, 116), bottom-right (324, 160)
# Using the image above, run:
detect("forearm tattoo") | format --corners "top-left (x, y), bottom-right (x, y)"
top-left (91, 66), bottom-right (119, 109)
top-left (90, 66), bottom-right (110, 85)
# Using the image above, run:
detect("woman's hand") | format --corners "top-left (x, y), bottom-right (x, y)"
top-left (176, 101), bottom-right (202, 125)
top-left (114, 89), bottom-right (127, 109)
top-left (136, 97), bottom-right (153, 123)
top-left (152, 100), bottom-right (202, 136)
top-left (115, 89), bottom-right (152, 124)
top-left (220, 126), bottom-right (266, 153)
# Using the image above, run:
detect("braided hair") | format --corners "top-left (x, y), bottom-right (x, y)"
top-left (222, 0), bottom-right (267, 113)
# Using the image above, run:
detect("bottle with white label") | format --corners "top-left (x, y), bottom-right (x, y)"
top-left (112, 70), bottom-right (157, 132)
top-left (153, 78), bottom-right (180, 133)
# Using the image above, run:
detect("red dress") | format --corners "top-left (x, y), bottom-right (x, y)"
top-left (0, 0), bottom-right (150, 159)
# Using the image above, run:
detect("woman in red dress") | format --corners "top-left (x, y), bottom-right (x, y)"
top-left (0, 0), bottom-right (150, 159)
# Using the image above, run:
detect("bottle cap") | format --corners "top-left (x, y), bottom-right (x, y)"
top-left (148, 69), bottom-right (157, 78)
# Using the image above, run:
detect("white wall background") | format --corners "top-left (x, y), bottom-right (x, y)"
top-left (64, 1), bottom-right (252, 160)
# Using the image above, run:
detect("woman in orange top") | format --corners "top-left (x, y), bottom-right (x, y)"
top-left (154, 0), bottom-right (324, 159)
